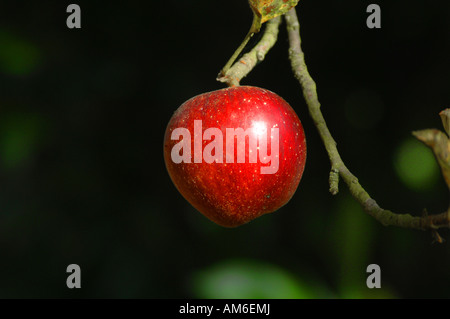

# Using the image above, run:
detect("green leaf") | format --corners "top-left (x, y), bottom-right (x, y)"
top-left (249, 0), bottom-right (300, 31)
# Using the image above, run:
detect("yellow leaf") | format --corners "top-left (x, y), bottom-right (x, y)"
top-left (413, 129), bottom-right (450, 190)
top-left (249, 0), bottom-right (300, 26)
top-left (439, 108), bottom-right (450, 136)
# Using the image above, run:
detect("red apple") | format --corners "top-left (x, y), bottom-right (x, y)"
top-left (164, 86), bottom-right (306, 227)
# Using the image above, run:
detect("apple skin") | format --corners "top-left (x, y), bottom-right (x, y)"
top-left (164, 86), bottom-right (306, 227)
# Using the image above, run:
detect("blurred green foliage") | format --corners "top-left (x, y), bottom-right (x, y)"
top-left (0, 113), bottom-right (44, 169)
top-left (394, 138), bottom-right (440, 191)
top-left (0, 30), bottom-right (41, 76)
top-left (191, 259), bottom-right (319, 299)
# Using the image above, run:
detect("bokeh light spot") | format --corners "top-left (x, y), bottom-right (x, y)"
top-left (0, 30), bottom-right (41, 76)
top-left (393, 138), bottom-right (439, 191)
top-left (0, 114), bottom-right (44, 170)
top-left (190, 259), bottom-right (317, 299)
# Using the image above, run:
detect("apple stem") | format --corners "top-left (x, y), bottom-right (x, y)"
top-left (217, 16), bottom-right (281, 87)
top-left (219, 14), bottom-right (260, 79)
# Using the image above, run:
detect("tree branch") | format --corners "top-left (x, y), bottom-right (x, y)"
top-left (217, 16), bottom-right (282, 87)
top-left (284, 8), bottom-right (450, 234)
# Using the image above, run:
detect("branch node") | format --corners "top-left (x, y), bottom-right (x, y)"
top-left (256, 51), bottom-right (265, 61)
top-left (329, 168), bottom-right (340, 195)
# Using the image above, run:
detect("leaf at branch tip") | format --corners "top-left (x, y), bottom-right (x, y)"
top-left (439, 108), bottom-right (450, 136)
top-left (248, 0), bottom-right (299, 32)
top-left (412, 129), bottom-right (450, 190)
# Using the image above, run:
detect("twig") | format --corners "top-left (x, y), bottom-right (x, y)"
top-left (217, 16), bottom-right (282, 87)
top-left (284, 8), bottom-right (450, 232)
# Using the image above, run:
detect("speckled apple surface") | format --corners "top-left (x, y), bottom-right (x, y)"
top-left (164, 86), bottom-right (306, 227)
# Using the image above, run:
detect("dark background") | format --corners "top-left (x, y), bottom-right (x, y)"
top-left (0, 0), bottom-right (449, 298)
